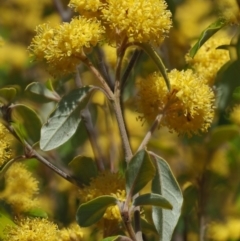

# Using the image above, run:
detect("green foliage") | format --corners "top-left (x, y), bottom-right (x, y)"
top-left (40, 86), bottom-right (97, 151)
top-left (150, 153), bottom-right (183, 241)
top-left (68, 155), bottom-right (98, 185)
top-left (189, 18), bottom-right (227, 58)
top-left (133, 193), bottom-right (173, 210)
top-left (126, 149), bottom-right (155, 197)
top-left (76, 196), bottom-right (117, 227)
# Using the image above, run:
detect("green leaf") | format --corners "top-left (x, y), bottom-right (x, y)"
top-left (189, 18), bottom-right (227, 58)
top-left (0, 208), bottom-right (16, 239)
top-left (25, 208), bottom-right (48, 218)
top-left (76, 195), bottom-right (117, 227)
top-left (11, 104), bottom-right (42, 144)
top-left (136, 43), bottom-right (171, 91)
top-left (232, 86), bottom-right (240, 101)
top-left (101, 236), bottom-right (132, 241)
top-left (0, 87), bottom-right (17, 103)
top-left (150, 152), bottom-right (183, 241)
top-left (126, 149), bottom-right (155, 197)
top-left (25, 82), bottom-right (60, 102)
top-left (68, 156), bottom-right (98, 185)
top-left (133, 193), bottom-right (172, 210)
top-left (40, 86), bottom-right (96, 151)
top-left (208, 125), bottom-right (239, 149)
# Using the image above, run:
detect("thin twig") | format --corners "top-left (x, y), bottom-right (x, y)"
top-left (52, 0), bottom-right (72, 22)
top-left (137, 114), bottom-right (163, 152)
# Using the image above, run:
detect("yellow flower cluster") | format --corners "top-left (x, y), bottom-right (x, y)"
top-left (230, 105), bottom-right (240, 126)
top-left (58, 223), bottom-right (84, 241)
top-left (4, 218), bottom-right (58, 241)
top-left (186, 33), bottom-right (230, 85)
top-left (69, 0), bottom-right (172, 45)
top-left (0, 163), bottom-right (40, 213)
top-left (0, 123), bottom-right (13, 167)
top-left (79, 171), bottom-right (125, 221)
top-left (136, 69), bottom-right (215, 136)
top-left (208, 218), bottom-right (240, 241)
top-left (29, 17), bottom-right (105, 75)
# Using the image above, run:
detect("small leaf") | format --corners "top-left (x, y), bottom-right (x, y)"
top-left (189, 18), bottom-right (227, 58)
top-left (40, 86), bottom-right (97, 151)
top-left (136, 43), bottom-right (171, 91)
top-left (133, 193), bottom-right (172, 210)
top-left (76, 195), bottom-right (117, 227)
top-left (25, 208), bottom-right (48, 218)
top-left (0, 87), bottom-right (17, 103)
top-left (150, 152), bottom-right (183, 241)
top-left (68, 156), bottom-right (98, 185)
top-left (11, 104), bottom-right (42, 144)
top-left (209, 125), bottom-right (239, 149)
top-left (232, 86), bottom-right (240, 101)
top-left (126, 149), bottom-right (155, 197)
top-left (25, 82), bottom-right (60, 102)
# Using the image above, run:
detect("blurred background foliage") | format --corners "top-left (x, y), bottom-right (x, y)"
top-left (0, 0), bottom-right (240, 240)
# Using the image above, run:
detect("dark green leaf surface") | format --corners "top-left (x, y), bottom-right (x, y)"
top-left (25, 208), bottom-right (48, 218)
top-left (150, 152), bottom-right (183, 241)
top-left (76, 195), bottom-right (117, 227)
top-left (68, 155), bottom-right (98, 185)
top-left (233, 86), bottom-right (240, 101)
top-left (133, 193), bottom-right (172, 210)
top-left (189, 18), bottom-right (226, 58)
top-left (101, 236), bottom-right (132, 241)
top-left (0, 209), bottom-right (16, 239)
top-left (126, 149), bottom-right (155, 197)
top-left (0, 87), bottom-right (17, 103)
top-left (25, 82), bottom-right (60, 102)
top-left (40, 86), bottom-right (96, 151)
top-left (12, 104), bottom-right (42, 144)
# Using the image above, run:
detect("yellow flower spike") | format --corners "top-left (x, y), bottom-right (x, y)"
top-left (4, 218), bottom-right (58, 241)
top-left (136, 69), bottom-right (215, 136)
top-left (29, 17), bottom-right (105, 75)
top-left (79, 171), bottom-right (125, 222)
top-left (101, 0), bottom-right (172, 45)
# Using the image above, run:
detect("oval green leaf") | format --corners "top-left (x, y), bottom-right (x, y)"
top-left (25, 208), bottom-right (48, 218)
top-left (189, 18), bottom-right (226, 58)
top-left (150, 152), bottom-right (183, 241)
top-left (11, 104), bottom-right (42, 144)
top-left (0, 208), bottom-right (16, 239)
top-left (101, 236), bottom-right (132, 241)
top-left (133, 193), bottom-right (172, 210)
top-left (40, 86), bottom-right (96, 151)
top-left (126, 149), bottom-right (155, 197)
top-left (68, 156), bottom-right (98, 185)
top-left (76, 195), bottom-right (117, 227)
top-left (25, 82), bottom-right (60, 102)
top-left (0, 87), bottom-right (17, 103)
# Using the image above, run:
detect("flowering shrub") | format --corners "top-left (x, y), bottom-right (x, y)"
top-left (0, 0), bottom-right (240, 241)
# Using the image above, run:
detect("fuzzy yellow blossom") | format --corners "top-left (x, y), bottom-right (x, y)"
top-left (136, 69), bottom-right (215, 136)
top-left (186, 34), bottom-right (230, 85)
top-left (101, 0), bottom-right (172, 45)
top-left (69, 0), bottom-right (103, 18)
top-left (79, 171), bottom-right (125, 221)
top-left (29, 17), bottom-right (105, 75)
top-left (230, 105), bottom-right (240, 126)
top-left (0, 123), bottom-right (13, 167)
top-left (4, 218), bottom-right (58, 241)
top-left (0, 163), bottom-right (40, 213)
top-left (58, 223), bottom-right (84, 241)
